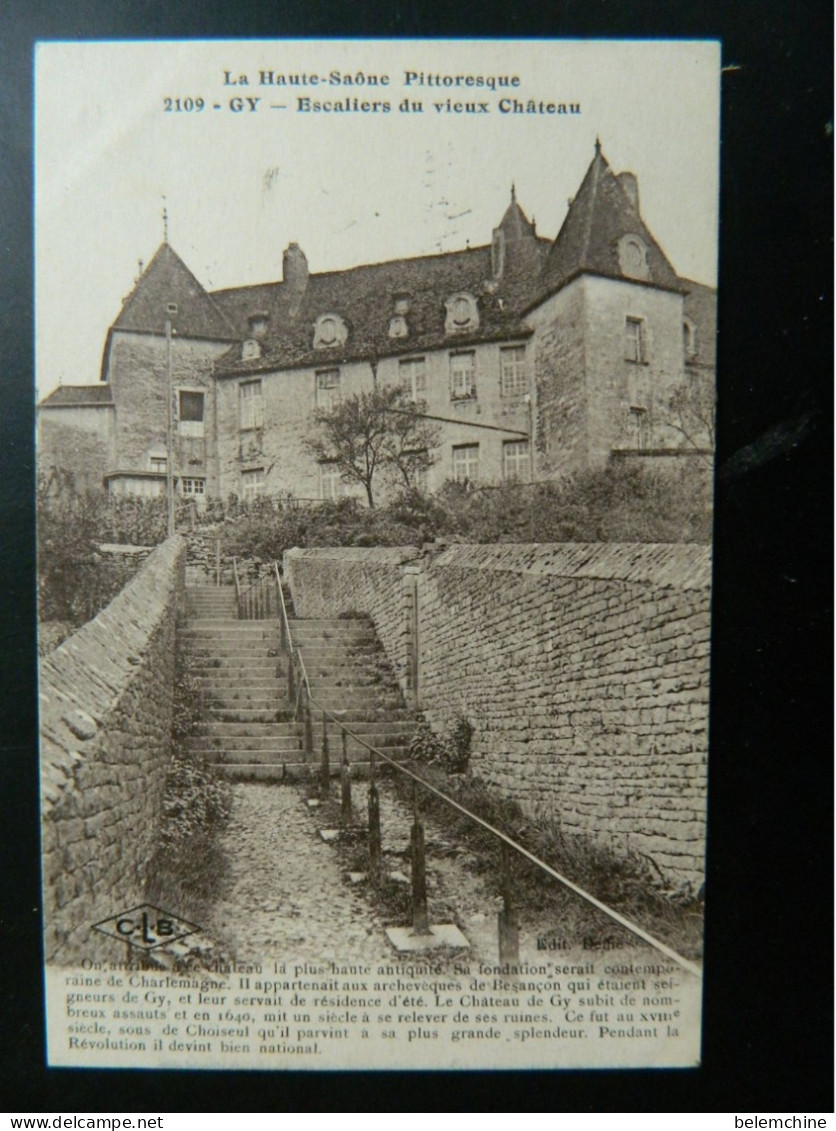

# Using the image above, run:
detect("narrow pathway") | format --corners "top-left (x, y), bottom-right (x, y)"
top-left (205, 782), bottom-right (394, 965)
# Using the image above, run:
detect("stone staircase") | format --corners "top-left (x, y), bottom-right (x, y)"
top-left (181, 586), bottom-right (303, 780)
top-left (288, 615), bottom-right (416, 766)
top-left (179, 586), bottom-right (415, 780)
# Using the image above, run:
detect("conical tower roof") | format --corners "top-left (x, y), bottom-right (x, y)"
top-left (541, 141), bottom-right (681, 293)
top-left (113, 243), bottom-right (237, 340)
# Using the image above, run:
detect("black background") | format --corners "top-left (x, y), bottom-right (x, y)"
top-left (0, 0), bottom-right (832, 1113)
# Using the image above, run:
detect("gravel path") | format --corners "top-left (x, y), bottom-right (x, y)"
top-left (205, 782), bottom-right (394, 965)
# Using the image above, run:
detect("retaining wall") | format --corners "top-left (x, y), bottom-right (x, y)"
top-left (285, 542), bottom-right (711, 889)
top-left (40, 536), bottom-right (186, 963)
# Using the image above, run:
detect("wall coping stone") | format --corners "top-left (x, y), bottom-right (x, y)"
top-left (39, 535), bottom-right (185, 803)
top-left (285, 542), bottom-right (711, 591)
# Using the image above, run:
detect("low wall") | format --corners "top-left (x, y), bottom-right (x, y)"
top-left (285, 542), bottom-right (711, 889)
top-left (40, 536), bottom-right (185, 963)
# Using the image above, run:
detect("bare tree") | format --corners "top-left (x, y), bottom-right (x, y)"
top-left (306, 385), bottom-right (440, 507)
top-left (664, 370), bottom-right (716, 452)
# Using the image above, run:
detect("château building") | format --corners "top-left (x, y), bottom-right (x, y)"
top-left (37, 142), bottom-right (716, 503)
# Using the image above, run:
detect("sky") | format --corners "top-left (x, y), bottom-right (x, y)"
top-left (35, 39), bottom-right (720, 398)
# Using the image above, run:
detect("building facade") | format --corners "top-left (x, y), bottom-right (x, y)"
top-left (38, 143), bottom-right (716, 503)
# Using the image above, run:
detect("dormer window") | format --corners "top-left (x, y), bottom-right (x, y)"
top-left (313, 313), bottom-right (348, 350)
top-left (241, 339), bottom-right (261, 361)
top-left (445, 292), bottom-right (479, 335)
top-left (393, 293), bottom-right (411, 315)
top-left (617, 234), bottom-right (650, 281)
top-left (389, 315), bottom-right (408, 339)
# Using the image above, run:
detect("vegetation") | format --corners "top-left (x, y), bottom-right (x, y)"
top-left (386, 761), bottom-right (704, 960)
top-left (305, 386), bottom-right (441, 507)
top-left (146, 638), bottom-right (232, 924)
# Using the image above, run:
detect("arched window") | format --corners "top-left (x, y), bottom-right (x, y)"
top-left (683, 318), bottom-right (698, 358)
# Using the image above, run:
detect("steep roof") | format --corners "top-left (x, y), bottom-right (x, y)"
top-left (39, 385), bottom-right (114, 408)
top-left (212, 239), bottom-right (549, 375)
top-left (540, 143), bottom-right (682, 295)
top-left (113, 243), bottom-right (237, 340)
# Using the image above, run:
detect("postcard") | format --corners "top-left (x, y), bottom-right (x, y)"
top-left (36, 38), bottom-right (719, 1070)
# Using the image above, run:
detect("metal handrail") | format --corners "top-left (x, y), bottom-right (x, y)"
top-left (232, 556), bottom-right (241, 612)
top-left (273, 561), bottom-right (701, 979)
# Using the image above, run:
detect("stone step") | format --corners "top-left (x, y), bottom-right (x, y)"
top-left (306, 707), bottom-right (412, 723)
top-left (192, 740), bottom-right (303, 756)
top-left (290, 628), bottom-right (377, 643)
top-left (182, 625), bottom-right (278, 637)
top-left (194, 673), bottom-right (284, 685)
top-left (288, 617), bottom-right (373, 629)
top-left (194, 679), bottom-right (286, 693)
top-left (203, 708), bottom-right (293, 724)
top-left (187, 735), bottom-right (302, 752)
top-left (294, 646), bottom-right (380, 659)
top-left (193, 722), bottom-right (299, 739)
top-left (213, 748), bottom-right (309, 765)
top-left (307, 687), bottom-right (404, 705)
top-left (204, 699), bottom-right (281, 714)
top-left (184, 648), bottom-right (281, 661)
top-left (187, 658), bottom-right (281, 672)
top-left (218, 755), bottom-right (411, 782)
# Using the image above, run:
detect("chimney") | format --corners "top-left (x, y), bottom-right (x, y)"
top-left (283, 242), bottom-right (308, 317)
top-left (491, 228), bottom-right (505, 279)
top-left (618, 172), bottom-right (640, 213)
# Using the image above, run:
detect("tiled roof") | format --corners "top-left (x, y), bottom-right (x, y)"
top-left (540, 144), bottom-right (682, 296)
top-left (114, 243), bottom-right (237, 341)
top-left (39, 385), bottom-right (114, 407)
top-left (212, 232), bottom-right (549, 375)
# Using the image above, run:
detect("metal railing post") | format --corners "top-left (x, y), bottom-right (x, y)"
top-left (320, 712), bottom-right (330, 797)
top-left (303, 688), bottom-right (313, 760)
top-left (340, 729), bottom-right (352, 825)
top-left (410, 780), bottom-right (430, 935)
top-left (498, 842), bottom-right (520, 964)
top-left (367, 750), bottom-right (381, 885)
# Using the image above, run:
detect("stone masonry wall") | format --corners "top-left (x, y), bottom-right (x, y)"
top-left (286, 543), bottom-right (711, 889)
top-left (39, 536), bottom-right (185, 963)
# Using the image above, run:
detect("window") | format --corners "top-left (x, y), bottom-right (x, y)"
top-left (445, 292), bottom-right (479, 334)
top-left (625, 317), bottom-right (646, 363)
top-left (316, 369), bottom-right (341, 410)
top-left (178, 390), bottom-right (204, 437)
top-left (629, 406), bottom-right (648, 451)
top-left (503, 439), bottom-right (530, 481)
top-left (181, 477), bottom-right (206, 496)
top-left (500, 346), bottom-right (527, 396)
top-left (617, 234), bottom-right (650, 280)
top-left (450, 352), bottom-right (476, 400)
top-left (452, 443), bottom-right (480, 483)
top-left (149, 456), bottom-right (167, 474)
top-left (683, 318), bottom-right (698, 358)
top-left (241, 468), bottom-right (264, 499)
top-left (239, 380), bottom-right (264, 430)
top-left (313, 313), bottom-right (348, 349)
top-left (319, 462), bottom-right (343, 501)
top-left (400, 357), bottom-right (427, 401)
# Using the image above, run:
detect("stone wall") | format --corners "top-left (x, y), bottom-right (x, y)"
top-left (285, 542), bottom-right (711, 889)
top-left (107, 330), bottom-right (229, 493)
top-left (38, 407), bottom-right (115, 492)
top-left (39, 536), bottom-right (185, 963)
